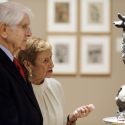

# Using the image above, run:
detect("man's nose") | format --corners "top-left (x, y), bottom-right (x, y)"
top-left (26, 27), bottom-right (32, 37)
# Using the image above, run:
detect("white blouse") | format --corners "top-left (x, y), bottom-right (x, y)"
top-left (32, 78), bottom-right (66, 125)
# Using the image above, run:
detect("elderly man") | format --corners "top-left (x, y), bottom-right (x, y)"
top-left (0, 2), bottom-right (43, 125)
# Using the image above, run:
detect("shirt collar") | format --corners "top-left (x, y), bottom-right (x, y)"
top-left (0, 44), bottom-right (13, 61)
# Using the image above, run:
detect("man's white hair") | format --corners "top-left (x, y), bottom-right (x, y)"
top-left (0, 1), bottom-right (33, 26)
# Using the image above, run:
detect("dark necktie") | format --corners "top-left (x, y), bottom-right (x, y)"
top-left (13, 58), bottom-right (25, 79)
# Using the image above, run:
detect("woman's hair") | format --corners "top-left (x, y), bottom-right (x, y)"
top-left (0, 1), bottom-right (33, 26)
top-left (18, 36), bottom-right (52, 66)
top-left (18, 37), bottom-right (52, 80)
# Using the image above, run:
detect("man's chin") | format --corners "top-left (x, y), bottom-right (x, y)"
top-left (18, 45), bottom-right (26, 51)
top-left (20, 41), bottom-right (26, 50)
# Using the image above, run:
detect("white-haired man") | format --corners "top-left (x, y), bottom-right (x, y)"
top-left (0, 2), bottom-right (43, 125)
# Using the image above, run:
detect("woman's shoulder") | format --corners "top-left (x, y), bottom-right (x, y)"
top-left (45, 78), bottom-right (61, 87)
top-left (45, 78), bottom-right (63, 91)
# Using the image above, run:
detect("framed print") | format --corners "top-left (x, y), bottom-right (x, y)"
top-left (80, 35), bottom-right (110, 75)
top-left (47, 35), bottom-right (77, 75)
top-left (80, 0), bottom-right (110, 33)
top-left (47, 0), bottom-right (77, 32)
top-left (0, 0), bottom-right (8, 3)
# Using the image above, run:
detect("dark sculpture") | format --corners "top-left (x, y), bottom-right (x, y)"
top-left (113, 13), bottom-right (125, 64)
top-left (113, 13), bottom-right (125, 30)
top-left (115, 85), bottom-right (125, 112)
top-left (114, 13), bottom-right (125, 120)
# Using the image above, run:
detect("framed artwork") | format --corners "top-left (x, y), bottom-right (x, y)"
top-left (47, 35), bottom-right (77, 75)
top-left (0, 0), bottom-right (8, 3)
top-left (80, 0), bottom-right (110, 33)
top-left (80, 35), bottom-right (110, 75)
top-left (47, 0), bottom-right (77, 32)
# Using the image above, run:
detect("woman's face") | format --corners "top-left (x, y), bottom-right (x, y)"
top-left (30, 49), bottom-right (54, 84)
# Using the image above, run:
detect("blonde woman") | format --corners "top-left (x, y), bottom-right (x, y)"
top-left (18, 37), bottom-right (95, 125)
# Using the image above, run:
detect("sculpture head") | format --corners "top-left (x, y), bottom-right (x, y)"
top-left (113, 13), bottom-right (125, 64)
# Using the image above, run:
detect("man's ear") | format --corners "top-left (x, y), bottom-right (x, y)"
top-left (0, 23), bottom-right (8, 39)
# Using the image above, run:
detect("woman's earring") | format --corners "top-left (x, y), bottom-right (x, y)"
top-left (29, 68), bottom-right (32, 77)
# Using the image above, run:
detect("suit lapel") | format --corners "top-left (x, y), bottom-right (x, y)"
top-left (0, 49), bottom-right (41, 114)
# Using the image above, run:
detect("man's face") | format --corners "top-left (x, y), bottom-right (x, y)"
top-left (6, 14), bottom-right (32, 53)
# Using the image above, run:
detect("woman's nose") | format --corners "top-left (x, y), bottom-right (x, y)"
top-left (50, 61), bottom-right (54, 68)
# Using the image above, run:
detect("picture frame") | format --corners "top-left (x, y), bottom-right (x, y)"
top-left (47, 0), bottom-right (77, 32)
top-left (80, 35), bottom-right (110, 75)
top-left (0, 0), bottom-right (8, 3)
top-left (47, 35), bottom-right (77, 75)
top-left (80, 0), bottom-right (110, 33)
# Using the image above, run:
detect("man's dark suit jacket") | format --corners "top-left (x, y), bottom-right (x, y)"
top-left (0, 48), bottom-right (43, 125)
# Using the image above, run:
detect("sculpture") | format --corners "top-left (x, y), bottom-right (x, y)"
top-left (113, 13), bottom-right (125, 64)
top-left (114, 13), bottom-right (125, 120)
